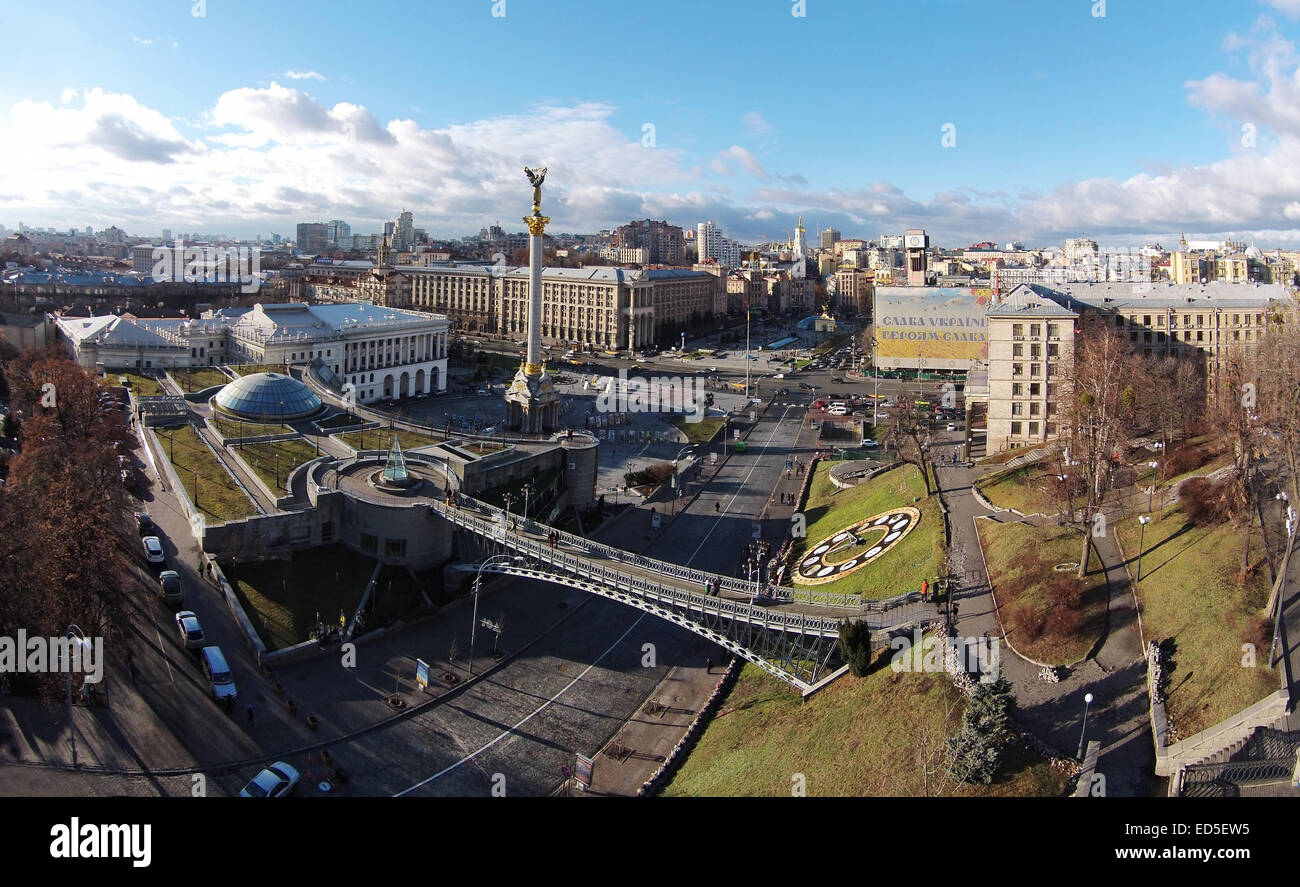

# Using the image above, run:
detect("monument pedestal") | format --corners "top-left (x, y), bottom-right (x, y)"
top-left (504, 365), bottom-right (561, 434)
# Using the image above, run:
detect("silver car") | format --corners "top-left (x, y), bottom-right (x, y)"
top-left (239, 761), bottom-right (300, 798)
top-left (175, 611), bottom-right (205, 649)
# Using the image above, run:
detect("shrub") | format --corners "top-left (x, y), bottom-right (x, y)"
top-left (838, 620), bottom-right (873, 677)
top-left (1051, 574), bottom-right (1083, 610)
top-left (1046, 605), bottom-right (1082, 639)
top-left (1181, 477), bottom-right (1231, 526)
top-left (1161, 444), bottom-right (1204, 480)
top-left (1008, 602), bottom-right (1043, 641)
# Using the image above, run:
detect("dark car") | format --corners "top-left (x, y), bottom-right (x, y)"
top-left (136, 512), bottom-right (155, 536)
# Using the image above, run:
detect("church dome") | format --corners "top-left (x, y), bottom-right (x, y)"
top-left (213, 372), bottom-right (322, 422)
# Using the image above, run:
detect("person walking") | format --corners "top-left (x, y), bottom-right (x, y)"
top-left (715, 501), bottom-right (721, 513)
top-left (706, 656), bottom-right (713, 674)
top-left (246, 704), bottom-right (254, 727)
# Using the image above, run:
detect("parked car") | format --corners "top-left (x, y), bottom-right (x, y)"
top-left (240, 762), bottom-right (300, 798)
top-left (175, 610), bottom-right (205, 649)
top-left (200, 646), bottom-right (237, 704)
top-left (159, 570), bottom-right (183, 606)
top-left (142, 536), bottom-right (165, 565)
top-left (860, 439), bottom-right (880, 449)
top-left (136, 512), bottom-right (155, 536)
top-left (947, 422), bottom-right (957, 431)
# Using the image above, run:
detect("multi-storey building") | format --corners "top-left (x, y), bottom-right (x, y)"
top-left (296, 222), bottom-right (329, 254)
top-left (821, 228), bottom-right (841, 250)
top-left (611, 219), bottom-right (684, 264)
top-left (985, 281), bottom-right (1290, 451)
top-left (696, 221), bottom-right (741, 268)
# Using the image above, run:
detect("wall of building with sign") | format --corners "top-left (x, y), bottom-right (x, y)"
top-left (872, 286), bottom-right (990, 371)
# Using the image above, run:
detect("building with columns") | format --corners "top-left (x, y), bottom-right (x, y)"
top-left (53, 302), bottom-right (449, 403)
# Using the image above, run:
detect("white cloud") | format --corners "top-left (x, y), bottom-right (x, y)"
top-left (285, 70), bottom-right (326, 81)
top-left (60, 88), bottom-right (78, 105)
top-left (129, 33), bottom-right (152, 46)
top-left (742, 111), bottom-right (772, 136)
top-left (1265, 0), bottom-right (1300, 17)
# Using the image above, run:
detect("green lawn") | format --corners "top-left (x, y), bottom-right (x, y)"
top-left (173, 367), bottom-right (230, 392)
top-left (210, 414), bottom-right (291, 440)
top-left (105, 372), bottom-right (164, 397)
top-left (977, 519), bottom-right (1107, 665)
top-left (318, 412), bottom-right (365, 430)
top-left (976, 463), bottom-right (1058, 515)
top-left (663, 661), bottom-right (1067, 797)
top-left (153, 424), bottom-right (258, 522)
top-left (1116, 508), bottom-right (1278, 738)
top-left (671, 415), bottom-right (724, 444)
top-left (794, 462), bottom-right (944, 599)
top-left (337, 427), bottom-right (441, 453)
top-left (237, 437), bottom-right (321, 492)
top-left (226, 545), bottom-right (377, 650)
top-left (228, 363), bottom-right (289, 377)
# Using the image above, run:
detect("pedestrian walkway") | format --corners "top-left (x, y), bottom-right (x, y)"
top-left (934, 456), bottom-right (1154, 795)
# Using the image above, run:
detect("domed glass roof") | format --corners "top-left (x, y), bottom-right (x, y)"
top-left (213, 372), bottom-right (322, 422)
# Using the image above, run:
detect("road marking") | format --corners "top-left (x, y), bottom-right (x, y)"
top-left (154, 626), bottom-right (173, 683)
top-left (392, 614), bottom-right (646, 796)
top-left (685, 406), bottom-right (793, 565)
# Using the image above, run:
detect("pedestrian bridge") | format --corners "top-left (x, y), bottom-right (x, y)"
top-left (430, 491), bottom-right (933, 694)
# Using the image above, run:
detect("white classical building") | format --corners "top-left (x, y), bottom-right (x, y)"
top-left (53, 301), bottom-right (450, 402)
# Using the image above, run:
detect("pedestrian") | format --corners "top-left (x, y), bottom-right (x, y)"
top-left (706, 656), bottom-right (713, 674)
top-left (245, 703), bottom-right (254, 727)
top-left (715, 501), bottom-right (721, 513)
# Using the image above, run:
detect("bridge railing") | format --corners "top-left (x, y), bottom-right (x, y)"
top-left (432, 492), bottom-right (866, 609)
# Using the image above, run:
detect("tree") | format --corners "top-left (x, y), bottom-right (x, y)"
top-left (837, 620), bottom-right (873, 676)
top-left (1208, 344), bottom-right (1270, 580)
top-left (1058, 317), bottom-right (1144, 577)
top-left (881, 396), bottom-right (934, 496)
top-left (945, 673), bottom-right (1015, 784)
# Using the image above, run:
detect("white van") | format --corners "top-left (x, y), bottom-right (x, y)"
top-left (826, 406), bottom-right (849, 416)
top-left (200, 646), bottom-right (237, 704)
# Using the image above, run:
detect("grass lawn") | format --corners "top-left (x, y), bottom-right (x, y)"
top-left (976, 462), bottom-right (1058, 515)
top-left (153, 424), bottom-right (258, 522)
top-left (318, 412), bottom-right (365, 430)
top-left (173, 367), bottom-right (230, 392)
top-left (794, 462), bottom-right (944, 599)
top-left (663, 660), bottom-right (1067, 797)
top-left (337, 427), bottom-right (441, 453)
top-left (671, 415), bottom-right (724, 444)
top-left (210, 414), bottom-right (291, 439)
top-left (977, 519), bottom-right (1107, 665)
top-left (1116, 508), bottom-right (1277, 738)
top-left (228, 363), bottom-right (290, 377)
top-left (226, 545), bottom-right (377, 650)
top-left (237, 437), bottom-right (320, 492)
top-left (105, 372), bottom-right (164, 397)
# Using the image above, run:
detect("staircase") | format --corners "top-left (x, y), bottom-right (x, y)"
top-left (1174, 724), bottom-right (1300, 797)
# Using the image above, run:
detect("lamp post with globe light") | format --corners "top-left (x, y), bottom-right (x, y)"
top-left (1076, 692), bottom-right (1095, 759)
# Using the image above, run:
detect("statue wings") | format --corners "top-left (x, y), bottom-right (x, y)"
top-left (525, 166), bottom-right (547, 187)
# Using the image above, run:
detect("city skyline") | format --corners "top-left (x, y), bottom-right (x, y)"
top-left (2, 1), bottom-right (1300, 246)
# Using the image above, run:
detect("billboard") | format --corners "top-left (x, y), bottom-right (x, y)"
top-left (873, 287), bottom-right (991, 370)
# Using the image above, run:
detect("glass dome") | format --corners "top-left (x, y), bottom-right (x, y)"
top-left (213, 372), bottom-right (322, 423)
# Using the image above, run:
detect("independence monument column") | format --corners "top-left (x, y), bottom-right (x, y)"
top-left (504, 166), bottom-right (561, 434)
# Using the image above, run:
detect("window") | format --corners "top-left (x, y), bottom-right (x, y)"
top-left (1012, 343), bottom-right (1023, 357)
top-left (1130, 331), bottom-right (1139, 342)
top-left (1047, 323), bottom-right (1060, 338)
top-left (1029, 403), bottom-right (1041, 416)
top-left (1196, 331), bottom-right (1204, 343)
top-left (1196, 315), bottom-right (1204, 327)
top-left (360, 533), bottom-right (378, 554)
top-left (1012, 402), bottom-right (1024, 416)
top-left (1012, 323), bottom-right (1024, 337)
top-left (1156, 316), bottom-right (1164, 327)
top-left (1029, 383), bottom-right (1041, 396)
top-left (1030, 324), bottom-right (1041, 337)
top-left (1143, 315), bottom-right (1151, 326)
top-left (1030, 364), bottom-right (1041, 377)
top-left (1011, 422), bottom-right (1023, 436)
top-left (386, 538), bottom-right (407, 557)
top-left (1030, 344), bottom-right (1041, 359)
top-left (1012, 383), bottom-right (1024, 397)
top-left (1047, 343), bottom-right (1059, 358)
top-left (321, 521), bottom-right (334, 542)
top-left (1028, 422), bottom-right (1039, 436)
top-left (1012, 363), bottom-right (1023, 376)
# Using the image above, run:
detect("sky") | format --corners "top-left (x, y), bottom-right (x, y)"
top-left (2, 0), bottom-right (1300, 249)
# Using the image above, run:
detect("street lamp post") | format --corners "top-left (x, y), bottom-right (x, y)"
top-left (470, 555), bottom-right (524, 675)
top-left (1136, 514), bottom-right (1152, 581)
top-left (1148, 461), bottom-right (1159, 511)
top-left (1076, 692), bottom-right (1095, 759)
top-left (65, 624), bottom-right (90, 768)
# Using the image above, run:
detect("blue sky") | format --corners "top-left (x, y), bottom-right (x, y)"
top-left (2, 0), bottom-right (1300, 247)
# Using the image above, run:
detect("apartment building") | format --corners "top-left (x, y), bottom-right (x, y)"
top-left (985, 282), bottom-right (1289, 452)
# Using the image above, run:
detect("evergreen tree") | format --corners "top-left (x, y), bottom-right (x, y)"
top-left (945, 674), bottom-right (1015, 784)
top-left (837, 619), bottom-right (873, 676)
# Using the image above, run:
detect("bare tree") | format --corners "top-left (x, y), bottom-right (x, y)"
top-left (1208, 345), bottom-right (1269, 580)
top-left (882, 396), bottom-right (934, 496)
top-left (1058, 316), bottom-right (1143, 578)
